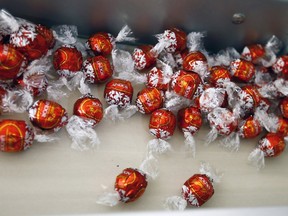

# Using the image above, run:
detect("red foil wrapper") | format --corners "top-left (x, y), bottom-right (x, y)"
top-left (238, 116), bottom-right (262, 139)
top-left (135, 87), bottom-right (163, 114)
top-left (230, 59), bottom-right (255, 82)
top-left (0, 44), bottom-right (26, 81)
top-left (0, 119), bottom-right (34, 152)
top-left (9, 23), bottom-right (53, 61)
top-left (272, 55), bottom-right (288, 77)
top-left (182, 174), bottom-right (214, 207)
top-left (242, 85), bottom-right (262, 109)
top-left (146, 67), bottom-right (169, 91)
top-left (28, 99), bottom-right (68, 132)
top-left (149, 109), bottom-right (176, 139)
top-left (279, 97), bottom-right (288, 118)
top-left (86, 32), bottom-right (114, 56)
top-left (104, 79), bottom-right (133, 108)
top-left (209, 66), bottom-right (231, 87)
top-left (115, 168), bottom-right (148, 203)
top-left (182, 51), bottom-right (208, 72)
top-left (133, 45), bottom-right (156, 71)
top-left (162, 27), bottom-right (187, 53)
top-left (177, 106), bottom-right (202, 134)
top-left (258, 133), bottom-right (285, 157)
top-left (53, 45), bottom-right (83, 77)
top-left (73, 94), bottom-right (103, 125)
top-left (170, 70), bottom-right (202, 99)
top-left (277, 117), bottom-right (288, 137)
top-left (37, 24), bottom-right (55, 49)
top-left (241, 44), bottom-right (265, 62)
top-left (83, 55), bottom-right (113, 84)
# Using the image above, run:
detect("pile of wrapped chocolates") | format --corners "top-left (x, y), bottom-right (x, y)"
top-left (0, 9), bottom-right (287, 210)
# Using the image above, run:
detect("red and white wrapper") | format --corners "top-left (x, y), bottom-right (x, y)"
top-left (146, 60), bottom-right (174, 91)
top-left (164, 162), bottom-right (222, 210)
top-left (96, 157), bottom-right (158, 207)
top-left (206, 107), bottom-right (239, 146)
top-left (133, 39), bottom-right (169, 71)
top-left (86, 25), bottom-right (135, 56)
top-left (241, 35), bottom-right (282, 67)
top-left (248, 133), bottom-right (286, 170)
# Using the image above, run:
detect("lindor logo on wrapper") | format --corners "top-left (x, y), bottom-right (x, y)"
top-left (0, 120), bottom-right (34, 152)
top-left (29, 100), bottom-right (68, 131)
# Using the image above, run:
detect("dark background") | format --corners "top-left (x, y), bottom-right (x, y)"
top-left (1, 0), bottom-right (288, 52)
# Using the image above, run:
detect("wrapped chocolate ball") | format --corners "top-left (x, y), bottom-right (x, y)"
top-left (161, 27), bottom-right (187, 53)
top-left (132, 45), bottom-right (157, 71)
top-left (165, 70), bottom-right (203, 112)
top-left (182, 51), bottom-right (208, 72)
top-left (96, 167), bottom-right (154, 206)
top-left (9, 23), bottom-right (54, 61)
top-left (206, 107), bottom-right (239, 145)
top-left (104, 79), bottom-right (138, 121)
top-left (147, 67), bottom-right (169, 91)
top-left (238, 115), bottom-right (262, 139)
top-left (164, 162), bottom-right (222, 210)
top-left (53, 45), bottom-right (83, 78)
top-left (241, 44), bottom-right (265, 63)
top-left (230, 59), bottom-right (255, 82)
top-left (170, 70), bottom-right (202, 100)
top-left (104, 79), bottom-right (133, 109)
top-left (0, 119), bottom-right (34, 152)
top-left (0, 10), bottom-right (54, 61)
top-left (135, 87), bottom-right (164, 114)
top-left (209, 66), bottom-right (231, 87)
top-left (177, 106), bottom-right (203, 157)
top-left (132, 34), bottom-right (170, 71)
top-left (114, 168), bottom-right (148, 203)
top-left (240, 85), bottom-right (262, 116)
top-left (28, 99), bottom-right (68, 132)
top-left (10, 23), bottom-right (55, 61)
top-left (66, 94), bottom-right (103, 151)
top-left (37, 24), bottom-right (55, 49)
top-left (241, 35), bottom-right (281, 67)
top-left (272, 55), bottom-right (288, 78)
top-left (83, 55), bottom-right (113, 84)
top-left (86, 25), bottom-right (134, 56)
top-left (147, 109), bottom-right (176, 155)
top-left (248, 133), bottom-right (286, 169)
top-left (0, 44), bottom-right (27, 81)
top-left (146, 61), bottom-right (173, 91)
top-left (73, 94), bottom-right (103, 125)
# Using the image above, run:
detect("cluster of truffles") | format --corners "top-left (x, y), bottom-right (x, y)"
top-left (0, 9), bottom-right (287, 210)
